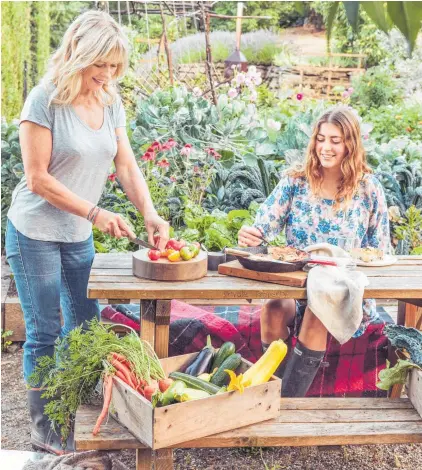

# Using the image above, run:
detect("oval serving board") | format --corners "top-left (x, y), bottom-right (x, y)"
top-left (132, 248), bottom-right (208, 281)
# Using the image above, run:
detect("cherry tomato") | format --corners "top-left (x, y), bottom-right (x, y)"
top-left (148, 249), bottom-right (161, 261)
top-left (168, 250), bottom-right (181, 262)
top-left (180, 246), bottom-right (194, 261)
top-left (165, 238), bottom-right (178, 250)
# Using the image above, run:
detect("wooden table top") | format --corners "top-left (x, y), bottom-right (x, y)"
top-left (87, 254), bottom-right (422, 300)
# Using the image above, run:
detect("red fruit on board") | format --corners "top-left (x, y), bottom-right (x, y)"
top-left (148, 249), bottom-right (161, 261)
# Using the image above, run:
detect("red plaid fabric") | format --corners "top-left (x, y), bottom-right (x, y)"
top-left (168, 300), bottom-right (389, 398)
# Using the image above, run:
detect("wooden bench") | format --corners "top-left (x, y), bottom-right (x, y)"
top-left (75, 397), bottom-right (422, 469)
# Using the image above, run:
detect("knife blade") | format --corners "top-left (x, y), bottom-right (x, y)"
top-left (130, 237), bottom-right (157, 250)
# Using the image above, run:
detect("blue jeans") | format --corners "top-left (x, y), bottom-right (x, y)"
top-left (5, 219), bottom-right (100, 385)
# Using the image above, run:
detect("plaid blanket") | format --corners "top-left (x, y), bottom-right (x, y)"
top-left (102, 300), bottom-right (391, 397)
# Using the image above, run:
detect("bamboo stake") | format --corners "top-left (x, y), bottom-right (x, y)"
top-left (201, 4), bottom-right (216, 105)
top-left (160, 3), bottom-right (174, 86)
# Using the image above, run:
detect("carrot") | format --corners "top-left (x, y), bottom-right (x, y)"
top-left (111, 352), bottom-right (130, 364)
top-left (115, 370), bottom-right (132, 386)
top-left (144, 379), bottom-right (159, 402)
top-left (109, 358), bottom-right (136, 388)
top-left (93, 374), bottom-right (113, 436)
top-left (158, 378), bottom-right (173, 393)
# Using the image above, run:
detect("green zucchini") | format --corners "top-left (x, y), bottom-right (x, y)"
top-left (211, 341), bottom-right (236, 371)
top-left (210, 353), bottom-right (242, 387)
top-left (169, 371), bottom-right (221, 395)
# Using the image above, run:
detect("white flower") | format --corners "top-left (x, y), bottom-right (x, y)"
top-left (235, 73), bottom-right (246, 86)
top-left (253, 74), bottom-right (262, 86)
top-left (247, 65), bottom-right (257, 74)
top-left (244, 77), bottom-right (254, 88)
top-left (267, 118), bottom-right (281, 131)
top-left (361, 122), bottom-right (373, 135)
top-left (228, 88), bottom-right (238, 99)
top-left (249, 90), bottom-right (258, 102)
top-left (192, 87), bottom-right (202, 97)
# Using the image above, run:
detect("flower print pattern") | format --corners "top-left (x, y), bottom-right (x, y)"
top-left (253, 173), bottom-right (390, 338)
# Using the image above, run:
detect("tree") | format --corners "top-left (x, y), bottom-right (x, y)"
top-left (323, 1), bottom-right (422, 54)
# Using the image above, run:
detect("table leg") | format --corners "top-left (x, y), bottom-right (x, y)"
top-left (139, 300), bottom-right (174, 469)
top-left (136, 448), bottom-right (153, 470)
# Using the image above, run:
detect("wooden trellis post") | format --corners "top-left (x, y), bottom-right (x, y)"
top-left (160, 2), bottom-right (174, 86)
top-left (201, 2), bottom-right (217, 104)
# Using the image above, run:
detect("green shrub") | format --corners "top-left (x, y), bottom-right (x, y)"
top-left (350, 67), bottom-right (401, 111)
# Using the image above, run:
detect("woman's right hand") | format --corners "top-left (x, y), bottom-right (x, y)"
top-left (238, 225), bottom-right (264, 247)
top-left (94, 209), bottom-right (136, 239)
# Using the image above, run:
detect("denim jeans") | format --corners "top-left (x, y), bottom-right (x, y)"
top-left (5, 219), bottom-right (100, 384)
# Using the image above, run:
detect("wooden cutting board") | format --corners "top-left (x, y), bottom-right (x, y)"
top-left (133, 249), bottom-right (208, 281)
top-left (218, 260), bottom-right (307, 287)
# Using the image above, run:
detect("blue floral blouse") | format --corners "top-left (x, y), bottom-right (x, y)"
top-left (253, 173), bottom-right (390, 338)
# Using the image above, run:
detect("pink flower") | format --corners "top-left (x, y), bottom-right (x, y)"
top-left (249, 90), bottom-right (258, 102)
top-left (161, 138), bottom-right (177, 151)
top-left (227, 88), bottom-right (238, 99)
top-left (296, 93), bottom-right (303, 101)
top-left (108, 172), bottom-right (117, 182)
top-left (170, 176), bottom-right (177, 182)
top-left (141, 151), bottom-right (155, 161)
top-left (342, 91), bottom-right (350, 98)
top-left (213, 152), bottom-right (222, 160)
top-left (156, 158), bottom-right (170, 168)
top-left (180, 144), bottom-right (193, 157)
top-left (205, 147), bottom-right (215, 155)
top-left (348, 87), bottom-right (354, 94)
top-left (235, 73), bottom-right (246, 86)
top-left (150, 141), bottom-right (162, 151)
top-left (193, 166), bottom-right (200, 174)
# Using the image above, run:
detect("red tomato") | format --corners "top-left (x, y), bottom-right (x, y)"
top-left (172, 240), bottom-right (186, 251)
top-left (148, 249), bottom-right (161, 261)
top-left (165, 238), bottom-right (178, 250)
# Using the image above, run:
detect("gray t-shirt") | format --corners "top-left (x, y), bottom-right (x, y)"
top-left (8, 83), bottom-right (126, 242)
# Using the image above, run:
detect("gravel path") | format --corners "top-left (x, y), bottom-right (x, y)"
top-left (2, 348), bottom-right (421, 470)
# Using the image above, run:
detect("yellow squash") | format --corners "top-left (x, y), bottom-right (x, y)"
top-left (226, 339), bottom-right (288, 393)
top-left (242, 339), bottom-right (288, 387)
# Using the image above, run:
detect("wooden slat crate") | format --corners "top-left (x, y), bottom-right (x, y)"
top-left (110, 352), bottom-right (281, 449)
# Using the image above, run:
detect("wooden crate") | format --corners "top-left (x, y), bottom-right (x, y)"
top-left (409, 368), bottom-right (422, 418)
top-left (110, 352), bottom-right (281, 449)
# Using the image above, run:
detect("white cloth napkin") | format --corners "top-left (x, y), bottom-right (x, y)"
top-left (304, 243), bottom-right (369, 345)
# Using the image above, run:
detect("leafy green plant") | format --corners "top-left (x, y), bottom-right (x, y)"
top-left (350, 67), bottom-right (401, 111)
top-left (1, 118), bottom-right (24, 246)
top-left (1, 330), bottom-right (13, 352)
top-left (393, 206), bottom-right (422, 255)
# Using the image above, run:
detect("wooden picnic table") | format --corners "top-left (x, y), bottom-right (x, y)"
top-left (77, 253), bottom-right (422, 469)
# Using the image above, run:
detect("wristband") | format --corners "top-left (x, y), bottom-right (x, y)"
top-left (87, 205), bottom-right (97, 222)
top-left (91, 207), bottom-right (101, 225)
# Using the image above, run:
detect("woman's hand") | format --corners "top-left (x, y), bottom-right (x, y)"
top-left (144, 210), bottom-right (169, 252)
top-left (238, 225), bottom-right (264, 247)
top-left (94, 209), bottom-right (136, 239)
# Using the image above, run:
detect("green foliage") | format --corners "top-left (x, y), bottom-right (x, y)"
top-left (33, 1), bottom-right (50, 82)
top-left (179, 201), bottom-right (254, 252)
top-left (1, 2), bottom-right (31, 120)
top-left (377, 359), bottom-right (420, 390)
top-left (203, 159), bottom-right (281, 213)
top-left (1, 119), bottom-right (24, 246)
top-left (393, 206), bottom-right (422, 254)
top-left (211, 1), bottom-right (308, 32)
top-left (363, 105), bottom-right (422, 143)
top-left (1, 330), bottom-right (13, 352)
top-left (350, 67), bottom-right (401, 111)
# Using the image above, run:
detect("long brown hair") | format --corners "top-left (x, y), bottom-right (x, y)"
top-left (289, 107), bottom-right (372, 206)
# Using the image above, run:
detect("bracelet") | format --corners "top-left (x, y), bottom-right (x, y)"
top-left (91, 207), bottom-right (101, 225)
top-left (87, 205), bottom-right (97, 222)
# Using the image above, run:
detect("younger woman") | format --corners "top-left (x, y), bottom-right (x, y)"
top-left (238, 107), bottom-right (390, 397)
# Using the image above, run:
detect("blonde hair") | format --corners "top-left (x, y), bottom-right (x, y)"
top-left (289, 106), bottom-right (372, 206)
top-left (44, 10), bottom-right (129, 106)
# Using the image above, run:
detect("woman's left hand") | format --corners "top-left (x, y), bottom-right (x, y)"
top-left (144, 210), bottom-right (169, 251)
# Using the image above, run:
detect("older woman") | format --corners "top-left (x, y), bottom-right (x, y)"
top-left (5, 10), bottom-right (169, 454)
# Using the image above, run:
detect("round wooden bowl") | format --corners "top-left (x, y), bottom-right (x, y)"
top-left (132, 249), bottom-right (208, 281)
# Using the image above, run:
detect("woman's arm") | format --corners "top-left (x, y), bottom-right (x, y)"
top-left (114, 127), bottom-right (169, 251)
top-left (238, 175), bottom-right (295, 247)
top-left (20, 121), bottom-right (136, 239)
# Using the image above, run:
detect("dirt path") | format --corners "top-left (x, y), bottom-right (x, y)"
top-left (2, 349), bottom-right (422, 469)
top-left (279, 26), bottom-right (327, 56)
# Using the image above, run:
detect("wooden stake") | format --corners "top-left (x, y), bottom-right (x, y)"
top-left (201, 4), bottom-right (216, 105)
top-left (160, 3), bottom-right (174, 86)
